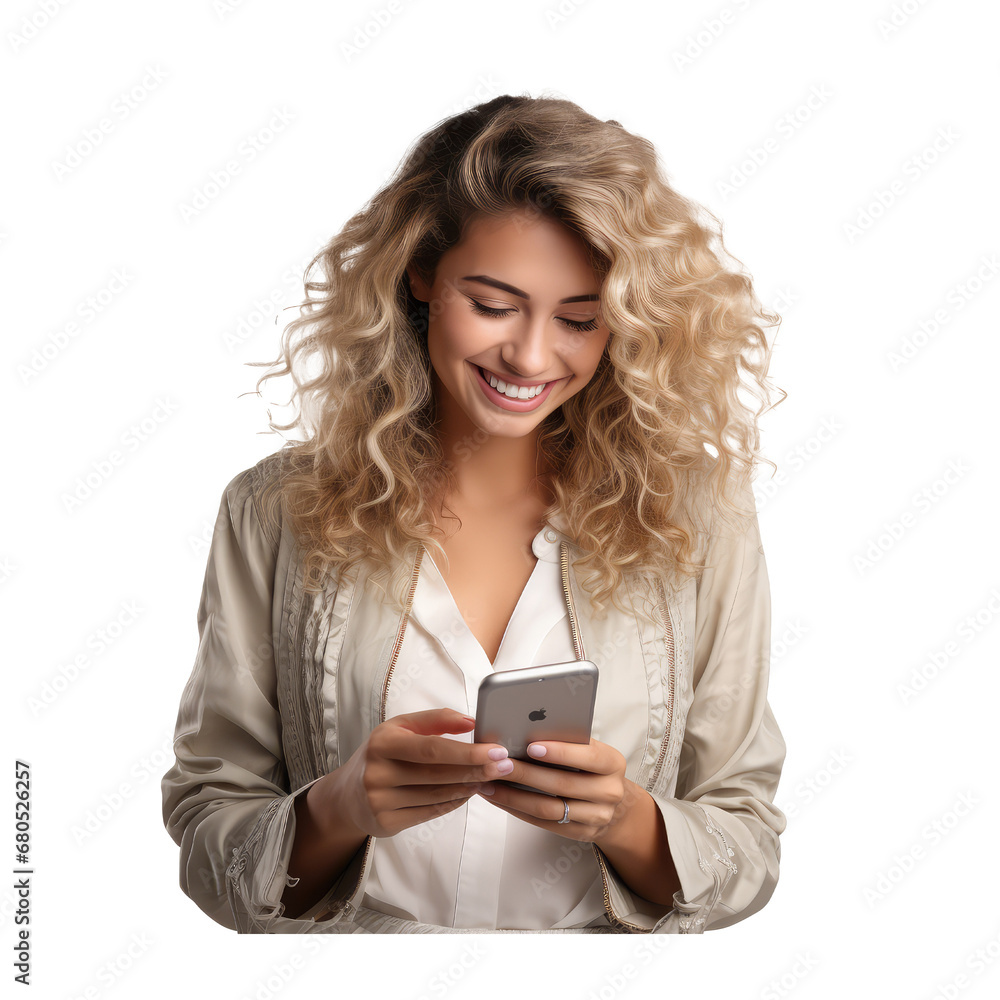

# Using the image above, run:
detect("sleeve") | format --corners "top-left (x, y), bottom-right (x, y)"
top-left (648, 487), bottom-right (787, 933)
top-left (159, 466), bottom-right (338, 932)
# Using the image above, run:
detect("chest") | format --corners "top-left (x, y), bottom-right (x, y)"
top-left (428, 505), bottom-right (543, 667)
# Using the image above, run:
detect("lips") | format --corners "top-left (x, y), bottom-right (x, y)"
top-left (471, 361), bottom-right (561, 412)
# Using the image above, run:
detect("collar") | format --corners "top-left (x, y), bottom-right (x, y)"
top-left (532, 508), bottom-right (570, 563)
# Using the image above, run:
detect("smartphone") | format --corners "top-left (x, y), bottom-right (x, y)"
top-left (473, 659), bottom-right (599, 793)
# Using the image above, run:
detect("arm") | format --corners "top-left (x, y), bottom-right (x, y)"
top-left (597, 481), bottom-right (787, 932)
top-left (656, 488), bottom-right (786, 931)
top-left (160, 463), bottom-right (354, 931)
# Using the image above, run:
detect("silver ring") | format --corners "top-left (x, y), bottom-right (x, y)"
top-left (557, 798), bottom-right (570, 824)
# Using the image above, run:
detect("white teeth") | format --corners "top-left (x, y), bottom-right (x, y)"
top-left (482, 368), bottom-right (548, 399)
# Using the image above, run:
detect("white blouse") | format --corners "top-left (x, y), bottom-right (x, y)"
top-left (362, 524), bottom-right (610, 929)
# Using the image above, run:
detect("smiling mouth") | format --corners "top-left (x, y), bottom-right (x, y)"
top-left (476, 367), bottom-right (550, 401)
top-left (476, 365), bottom-right (564, 393)
top-left (471, 362), bottom-right (566, 411)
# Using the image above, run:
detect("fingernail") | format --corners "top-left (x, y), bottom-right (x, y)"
top-left (495, 759), bottom-right (514, 775)
top-left (487, 747), bottom-right (508, 761)
top-left (527, 744), bottom-right (546, 758)
top-left (478, 784), bottom-right (495, 796)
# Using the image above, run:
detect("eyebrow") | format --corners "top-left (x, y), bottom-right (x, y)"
top-left (460, 274), bottom-right (599, 304)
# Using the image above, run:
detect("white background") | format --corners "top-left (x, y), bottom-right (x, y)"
top-left (4, 0), bottom-right (998, 997)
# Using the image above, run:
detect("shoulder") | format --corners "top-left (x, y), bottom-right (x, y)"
top-left (684, 463), bottom-right (763, 595)
top-left (222, 447), bottom-right (298, 554)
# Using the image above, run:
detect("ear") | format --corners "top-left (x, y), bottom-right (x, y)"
top-left (406, 264), bottom-right (431, 303)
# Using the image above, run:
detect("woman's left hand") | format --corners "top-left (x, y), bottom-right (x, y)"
top-left (475, 738), bottom-right (632, 845)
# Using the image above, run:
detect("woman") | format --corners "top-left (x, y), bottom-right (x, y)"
top-left (161, 93), bottom-right (787, 934)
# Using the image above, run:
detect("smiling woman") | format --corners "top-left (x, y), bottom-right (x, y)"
top-left (161, 93), bottom-right (788, 935)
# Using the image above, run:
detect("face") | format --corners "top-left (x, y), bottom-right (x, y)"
top-left (406, 210), bottom-right (611, 439)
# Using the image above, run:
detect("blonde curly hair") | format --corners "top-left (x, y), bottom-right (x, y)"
top-left (249, 92), bottom-right (784, 620)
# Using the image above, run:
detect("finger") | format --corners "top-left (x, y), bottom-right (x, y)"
top-left (495, 761), bottom-right (589, 799)
top-left (393, 707), bottom-right (478, 736)
top-left (480, 786), bottom-right (589, 827)
top-left (524, 738), bottom-right (613, 774)
top-left (381, 780), bottom-right (485, 811)
top-left (384, 793), bottom-right (478, 835)
top-left (379, 725), bottom-right (508, 778)
top-left (386, 753), bottom-right (514, 789)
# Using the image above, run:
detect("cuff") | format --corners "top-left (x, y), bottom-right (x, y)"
top-left (593, 794), bottom-right (731, 934)
top-left (224, 778), bottom-right (325, 931)
top-left (653, 797), bottom-right (730, 933)
top-left (651, 794), bottom-right (777, 933)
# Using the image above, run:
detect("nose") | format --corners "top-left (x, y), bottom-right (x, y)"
top-left (499, 316), bottom-right (561, 380)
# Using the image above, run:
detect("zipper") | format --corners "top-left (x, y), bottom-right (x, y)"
top-left (648, 581), bottom-right (675, 791)
top-left (379, 546), bottom-right (424, 725)
top-left (558, 540), bottom-right (586, 661)
top-left (592, 844), bottom-right (654, 932)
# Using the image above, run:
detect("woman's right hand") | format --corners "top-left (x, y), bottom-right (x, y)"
top-left (310, 707), bottom-right (513, 840)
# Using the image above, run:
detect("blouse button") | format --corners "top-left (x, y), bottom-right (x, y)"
top-left (543, 529), bottom-right (558, 543)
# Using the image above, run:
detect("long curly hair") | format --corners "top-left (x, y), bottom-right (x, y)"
top-left (249, 92), bottom-right (784, 621)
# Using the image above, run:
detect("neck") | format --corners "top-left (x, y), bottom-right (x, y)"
top-left (433, 404), bottom-right (554, 510)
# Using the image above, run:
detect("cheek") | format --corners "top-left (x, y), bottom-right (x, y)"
top-left (434, 307), bottom-right (488, 358)
top-left (580, 335), bottom-right (610, 376)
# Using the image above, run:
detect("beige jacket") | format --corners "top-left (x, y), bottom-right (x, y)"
top-left (161, 450), bottom-right (786, 933)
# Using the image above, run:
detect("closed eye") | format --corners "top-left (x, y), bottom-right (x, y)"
top-left (468, 299), bottom-right (515, 319)
top-left (467, 298), bottom-right (599, 333)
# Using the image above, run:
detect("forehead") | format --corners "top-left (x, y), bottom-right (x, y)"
top-left (445, 211), bottom-right (600, 286)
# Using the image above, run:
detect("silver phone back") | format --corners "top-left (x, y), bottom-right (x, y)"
top-left (474, 659), bottom-right (598, 759)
